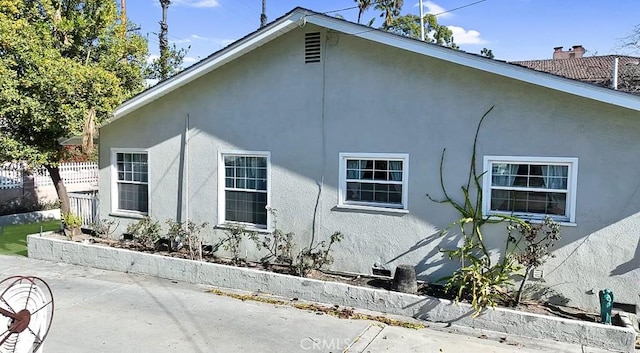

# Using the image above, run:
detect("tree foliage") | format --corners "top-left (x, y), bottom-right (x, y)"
top-left (375, 0), bottom-right (403, 30)
top-left (0, 0), bottom-right (148, 213)
top-left (144, 0), bottom-right (189, 81)
top-left (370, 1), bottom-right (457, 49)
top-left (616, 25), bottom-right (640, 94)
top-left (480, 47), bottom-right (494, 59)
top-left (145, 42), bottom-right (188, 81)
top-left (353, 0), bottom-right (373, 25)
top-left (386, 13), bottom-right (457, 48)
top-left (621, 24), bottom-right (640, 53)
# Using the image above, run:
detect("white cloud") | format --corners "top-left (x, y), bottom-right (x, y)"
top-left (172, 0), bottom-right (219, 8)
top-left (216, 39), bottom-right (235, 47)
top-left (146, 54), bottom-right (159, 65)
top-left (170, 38), bottom-right (192, 44)
top-left (190, 34), bottom-right (235, 48)
top-left (448, 26), bottom-right (486, 45)
top-left (183, 56), bottom-right (198, 63)
top-left (415, 1), bottom-right (452, 18)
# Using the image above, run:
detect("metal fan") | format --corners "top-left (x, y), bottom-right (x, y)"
top-left (0, 277), bottom-right (54, 353)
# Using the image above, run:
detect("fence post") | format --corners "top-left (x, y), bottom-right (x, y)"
top-left (93, 194), bottom-right (100, 226)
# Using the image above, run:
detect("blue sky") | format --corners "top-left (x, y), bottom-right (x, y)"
top-left (126, 0), bottom-right (640, 64)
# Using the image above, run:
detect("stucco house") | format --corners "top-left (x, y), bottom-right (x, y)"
top-left (99, 8), bottom-right (640, 312)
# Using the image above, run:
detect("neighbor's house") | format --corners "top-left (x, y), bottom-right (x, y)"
top-left (513, 45), bottom-right (640, 94)
top-left (99, 8), bottom-right (640, 312)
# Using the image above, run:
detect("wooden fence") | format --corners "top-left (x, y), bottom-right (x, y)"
top-left (0, 162), bottom-right (98, 189)
top-left (0, 168), bottom-right (22, 189)
top-left (34, 162), bottom-right (99, 187)
top-left (69, 192), bottom-right (100, 228)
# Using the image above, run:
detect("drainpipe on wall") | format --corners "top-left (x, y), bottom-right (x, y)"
top-left (185, 114), bottom-right (189, 224)
top-left (612, 57), bottom-right (619, 90)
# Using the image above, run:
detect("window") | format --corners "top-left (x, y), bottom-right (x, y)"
top-left (338, 153), bottom-right (409, 211)
top-left (112, 149), bottom-right (148, 214)
top-left (218, 152), bottom-right (270, 228)
top-left (483, 156), bottom-right (578, 223)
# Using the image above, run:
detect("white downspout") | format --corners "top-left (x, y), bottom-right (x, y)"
top-left (185, 114), bottom-right (189, 224)
top-left (612, 57), bottom-right (619, 90)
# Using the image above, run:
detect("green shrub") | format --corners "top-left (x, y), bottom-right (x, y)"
top-left (166, 219), bottom-right (209, 259)
top-left (249, 208), bottom-right (295, 267)
top-left (220, 224), bottom-right (254, 265)
top-left (293, 231), bottom-right (343, 277)
top-left (0, 197), bottom-right (59, 216)
top-left (61, 212), bottom-right (82, 229)
top-left (509, 216), bottom-right (562, 305)
top-left (126, 217), bottom-right (161, 249)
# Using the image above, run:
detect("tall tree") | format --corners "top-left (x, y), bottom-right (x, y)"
top-left (386, 14), bottom-right (458, 49)
top-left (354, 0), bottom-right (372, 25)
top-left (621, 24), bottom-right (640, 52)
top-left (375, 0), bottom-right (403, 29)
top-left (159, 0), bottom-right (170, 79)
top-left (615, 25), bottom-right (640, 93)
top-left (145, 0), bottom-right (188, 80)
top-left (260, 0), bottom-right (267, 28)
top-left (0, 0), bottom-right (148, 215)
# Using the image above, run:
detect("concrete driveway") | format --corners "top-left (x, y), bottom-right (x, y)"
top-left (0, 256), bottom-right (612, 353)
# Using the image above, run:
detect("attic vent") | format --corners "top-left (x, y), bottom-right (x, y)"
top-left (305, 32), bottom-right (321, 63)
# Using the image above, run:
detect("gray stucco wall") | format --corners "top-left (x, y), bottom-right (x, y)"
top-left (100, 25), bottom-right (640, 312)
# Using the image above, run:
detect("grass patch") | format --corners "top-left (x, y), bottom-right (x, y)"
top-left (0, 220), bottom-right (60, 256)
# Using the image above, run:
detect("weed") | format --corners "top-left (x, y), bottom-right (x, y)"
top-left (91, 218), bottom-right (118, 238)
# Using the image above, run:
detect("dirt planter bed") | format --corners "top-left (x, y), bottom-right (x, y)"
top-left (28, 233), bottom-right (635, 353)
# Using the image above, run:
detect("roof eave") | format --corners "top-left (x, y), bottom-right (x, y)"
top-left (108, 7), bottom-right (640, 126)
top-left (57, 136), bottom-right (99, 146)
top-left (303, 14), bottom-right (640, 112)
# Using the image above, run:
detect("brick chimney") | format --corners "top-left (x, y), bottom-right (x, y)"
top-left (572, 45), bottom-right (585, 58)
top-left (553, 45), bottom-right (585, 59)
top-left (553, 46), bottom-right (564, 59)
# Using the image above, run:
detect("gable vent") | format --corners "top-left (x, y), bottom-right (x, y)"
top-left (305, 32), bottom-right (322, 63)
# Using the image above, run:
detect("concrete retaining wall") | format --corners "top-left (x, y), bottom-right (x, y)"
top-left (27, 234), bottom-right (636, 352)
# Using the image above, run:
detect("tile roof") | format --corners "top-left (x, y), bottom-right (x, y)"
top-left (511, 56), bottom-right (640, 94)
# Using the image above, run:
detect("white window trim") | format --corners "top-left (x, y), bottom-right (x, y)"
top-left (482, 155), bottom-right (578, 224)
top-left (110, 148), bottom-right (150, 217)
top-left (338, 152), bottom-right (409, 211)
top-left (217, 150), bottom-right (271, 231)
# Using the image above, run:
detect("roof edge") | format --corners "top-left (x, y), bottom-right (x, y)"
top-left (106, 9), bottom-right (310, 126)
top-left (107, 7), bottom-right (640, 127)
top-left (302, 14), bottom-right (640, 112)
